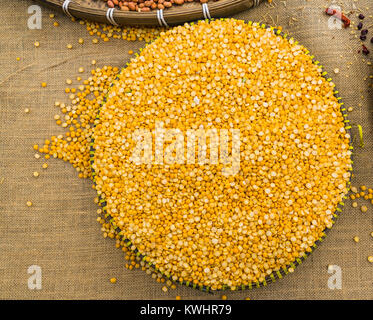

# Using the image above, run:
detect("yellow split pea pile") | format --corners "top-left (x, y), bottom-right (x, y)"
top-left (92, 19), bottom-right (352, 289)
top-left (35, 66), bottom-right (119, 178)
top-left (82, 20), bottom-right (164, 43)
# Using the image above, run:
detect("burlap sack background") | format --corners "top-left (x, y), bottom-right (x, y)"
top-left (0, 0), bottom-right (372, 300)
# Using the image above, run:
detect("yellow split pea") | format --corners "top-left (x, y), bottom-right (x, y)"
top-left (92, 19), bottom-right (352, 290)
top-left (38, 66), bottom-right (119, 179)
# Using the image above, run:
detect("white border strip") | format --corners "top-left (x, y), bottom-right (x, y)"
top-left (62, 0), bottom-right (73, 19)
top-left (156, 9), bottom-right (169, 28)
top-left (202, 3), bottom-right (211, 20)
top-left (106, 8), bottom-right (119, 26)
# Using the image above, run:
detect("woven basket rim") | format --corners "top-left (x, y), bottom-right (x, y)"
top-left (37, 0), bottom-right (261, 26)
top-left (89, 19), bottom-right (354, 292)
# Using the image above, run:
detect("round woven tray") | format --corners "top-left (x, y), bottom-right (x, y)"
top-left (37, 0), bottom-right (262, 26)
top-left (89, 22), bottom-right (354, 291)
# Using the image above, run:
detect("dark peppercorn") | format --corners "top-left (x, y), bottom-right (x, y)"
top-left (362, 45), bottom-right (370, 55)
top-left (361, 29), bottom-right (368, 35)
top-left (357, 22), bottom-right (363, 30)
top-left (360, 35), bottom-right (367, 41)
top-left (371, 37), bottom-right (373, 44)
top-left (358, 14), bottom-right (365, 20)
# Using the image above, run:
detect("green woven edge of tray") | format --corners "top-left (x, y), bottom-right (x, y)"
top-left (89, 19), bottom-right (354, 292)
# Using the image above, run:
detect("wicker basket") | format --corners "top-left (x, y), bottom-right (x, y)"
top-left (37, 0), bottom-right (262, 26)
